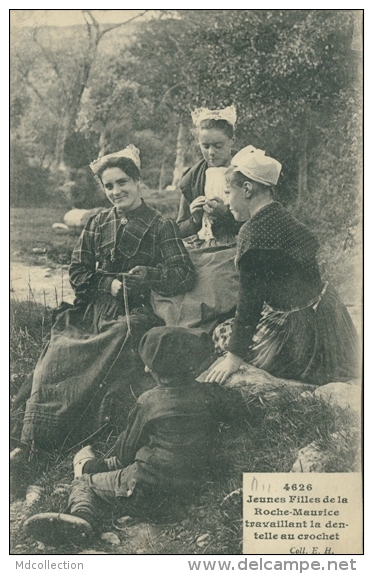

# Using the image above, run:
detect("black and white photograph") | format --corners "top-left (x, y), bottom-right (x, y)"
top-left (9, 9), bottom-right (363, 558)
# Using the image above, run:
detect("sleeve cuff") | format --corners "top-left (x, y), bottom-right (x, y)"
top-left (178, 217), bottom-right (200, 238)
top-left (145, 266), bottom-right (162, 284)
top-left (228, 326), bottom-right (251, 360)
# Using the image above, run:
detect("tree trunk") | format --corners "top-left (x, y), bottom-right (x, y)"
top-left (159, 160), bottom-right (166, 191)
top-left (297, 123), bottom-right (308, 203)
top-left (98, 128), bottom-right (110, 157)
top-left (53, 11), bottom-right (146, 168)
top-left (171, 120), bottom-right (188, 189)
top-left (51, 16), bottom-right (107, 168)
top-left (54, 115), bottom-right (70, 170)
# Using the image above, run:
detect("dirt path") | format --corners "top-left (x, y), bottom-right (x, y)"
top-left (10, 261), bottom-right (75, 306)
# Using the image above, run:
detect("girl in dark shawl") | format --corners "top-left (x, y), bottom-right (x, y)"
top-left (176, 105), bottom-right (241, 242)
top-left (151, 107), bottom-right (244, 336)
top-left (206, 146), bottom-right (360, 385)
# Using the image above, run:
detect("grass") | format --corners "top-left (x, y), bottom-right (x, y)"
top-left (10, 299), bottom-right (52, 398)
top-left (11, 207), bottom-right (80, 267)
top-left (10, 298), bottom-right (360, 554)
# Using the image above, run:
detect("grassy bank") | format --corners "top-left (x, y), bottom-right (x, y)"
top-left (10, 298), bottom-right (360, 554)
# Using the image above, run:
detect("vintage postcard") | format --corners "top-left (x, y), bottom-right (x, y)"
top-left (10, 9), bottom-right (363, 559)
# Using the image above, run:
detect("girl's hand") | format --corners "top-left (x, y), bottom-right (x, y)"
top-left (204, 352), bottom-right (243, 384)
top-left (111, 278), bottom-right (123, 298)
top-left (190, 196), bottom-right (206, 224)
top-left (204, 197), bottom-right (228, 217)
top-left (124, 266), bottom-right (148, 289)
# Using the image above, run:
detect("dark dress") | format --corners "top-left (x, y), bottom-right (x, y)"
top-left (219, 201), bottom-right (360, 385)
top-left (177, 159), bottom-right (241, 239)
top-left (16, 202), bottom-right (196, 450)
top-left (68, 379), bottom-right (247, 521)
top-left (111, 380), bottom-right (243, 490)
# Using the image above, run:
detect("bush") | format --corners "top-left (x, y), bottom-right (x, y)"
top-left (66, 167), bottom-right (110, 209)
top-left (10, 145), bottom-right (50, 207)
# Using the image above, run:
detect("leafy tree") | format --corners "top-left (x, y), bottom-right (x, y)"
top-left (126, 9), bottom-right (360, 217)
top-left (11, 8), bottom-right (361, 219)
top-left (121, 16), bottom-right (205, 186)
top-left (11, 10), bottom-right (150, 169)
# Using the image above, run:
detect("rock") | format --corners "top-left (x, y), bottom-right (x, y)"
top-left (314, 382), bottom-right (361, 416)
top-left (328, 429), bottom-right (361, 461)
top-left (117, 515), bottom-right (133, 525)
top-left (113, 515), bottom-right (133, 530)
top-left (196, 533), bottom-right (210, 546)
top-left (25, 485), bottom-right (44, 507)
top-left (52, 222), bottom-right (70, 234)
top-left (100, 532), bottom-right (120, 545)
top-left (291, 442), bottom-right (330, 472)
top-left (53, 484), bottom-right (70, 496)
top-left (63, 209), bottom-right (88, 228)
top-left (64, 207), bottom-right (105, 229)
top-left (292, 423), bottom-right (361, 473)
top-left (198, 358), bottom-right (316, 404)
top-left (32, 247), bottom-right (46, 254)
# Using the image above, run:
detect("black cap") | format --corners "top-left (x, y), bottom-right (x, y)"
top-left (138, 326), bottom-right (214, 377)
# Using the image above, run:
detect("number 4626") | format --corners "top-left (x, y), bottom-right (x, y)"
top-left (283, 484), bottom-right (312, 491)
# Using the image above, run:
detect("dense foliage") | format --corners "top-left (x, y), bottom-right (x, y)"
top-left (11, 9), bottom-right (361, 235)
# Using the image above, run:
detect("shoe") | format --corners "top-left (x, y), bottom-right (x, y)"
top-left (24, 512), bottom-right (93, 546)
top-left (73, 446), bottom-right (98, 478)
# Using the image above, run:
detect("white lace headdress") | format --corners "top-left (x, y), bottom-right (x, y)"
top-left (191, 105), bottom-right (237, 128)
top-left (89, 144), bottom-right (141, 175)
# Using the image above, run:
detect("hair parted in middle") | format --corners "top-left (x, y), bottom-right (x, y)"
top-left (198, 118), bottom-right (235, 139)
top-left (95, 156), bottom-right (141, 182)
top-left (191, 105), bottom-right (237, 139)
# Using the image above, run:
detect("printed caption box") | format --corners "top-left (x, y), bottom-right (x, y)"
top-left (243, 473), bottom-right (362, 554)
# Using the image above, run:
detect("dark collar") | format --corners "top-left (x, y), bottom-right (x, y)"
top-left (250, 200), bottom-right (278, 222)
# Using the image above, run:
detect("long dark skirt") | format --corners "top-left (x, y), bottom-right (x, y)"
top-left (213, 287), bottom-right (361, 385)
top-left (16, 294), bottom-right (160, 451)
